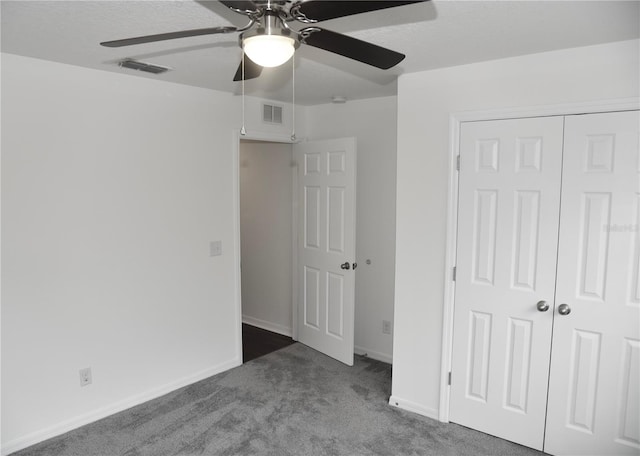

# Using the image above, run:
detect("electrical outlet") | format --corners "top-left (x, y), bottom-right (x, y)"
top-left (382, 320), bottom-right (391, 335)
top-left (79, 367), bottom-right (92, 387)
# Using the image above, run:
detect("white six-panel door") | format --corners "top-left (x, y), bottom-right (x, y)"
top-left (545, 111), bottom-right (640, 455)
top-left (451, 111), bottom-right (640, 455)
top-left (450, 117), bottom-right (565, 450)
top-left (295, 138), bottom-right (356, 366)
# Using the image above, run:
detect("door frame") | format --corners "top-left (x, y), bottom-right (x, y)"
top-left (439, 97), bottom-right (640, 423)
top-left (232, 130), bottom-right (300, 364)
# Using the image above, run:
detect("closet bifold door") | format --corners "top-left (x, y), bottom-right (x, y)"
top-left (544, 111), bottom-right (640, 456)
top-left (449, 117), bottom-right (564, 450)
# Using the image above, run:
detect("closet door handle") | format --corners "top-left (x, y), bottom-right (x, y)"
top-left (536, 300), bottom-right (549, 312)
top-left (340, 262), bottom-right (350, 270)
top-left (558, 303), bottom-right (571, 316)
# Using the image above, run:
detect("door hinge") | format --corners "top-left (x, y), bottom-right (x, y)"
top-left (452, 266), bottom-right (456, 281)
top-left (456, 155), bottom-right (460, 171)
top-left (448, 371), bottom-right (452, 385)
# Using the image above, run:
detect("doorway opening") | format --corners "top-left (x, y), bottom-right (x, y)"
top-left (239, 139), bottom-right (296, 362)
top-left (236, 134), bottom-right (358, 366)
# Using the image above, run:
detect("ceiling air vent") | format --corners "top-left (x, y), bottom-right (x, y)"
top-left (263, 103), bottom-right (283, 125)
top-left (118, 59), bottom-right (171, 74)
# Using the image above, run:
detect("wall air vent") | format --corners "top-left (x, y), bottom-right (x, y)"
top-left (118, 59), bottom-right (171, 74)
top-left (263, 103), bottom-right (283, 125)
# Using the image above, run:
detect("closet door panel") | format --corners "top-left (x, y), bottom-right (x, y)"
top-left (450, 117), bottom-right (564, 450)
top-left (545, 111), bottom-right (640, 456)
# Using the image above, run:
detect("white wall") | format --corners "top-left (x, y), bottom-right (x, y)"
top-left (0, 53), bottom-right (301, 454)
top-left (391, 39), bottom-right (640, 418)
top-left (305, 97), bottom-right (397, 363)
top-left (240, 140), bottom-right (293, 336)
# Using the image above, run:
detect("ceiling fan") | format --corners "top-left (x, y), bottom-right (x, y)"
top-left (100, 0), bottom-right (427, 81)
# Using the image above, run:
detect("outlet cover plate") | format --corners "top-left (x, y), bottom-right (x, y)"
top-left (79, 367), bottom-right (92, 387)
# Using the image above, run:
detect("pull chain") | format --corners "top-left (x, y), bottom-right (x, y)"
top-left (291, 52), bottom-right (296, 141)
top-left (241, 51), bottom-right (246, 136)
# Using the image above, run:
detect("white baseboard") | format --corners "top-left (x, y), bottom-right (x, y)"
top-left (1, 358), bottom-right (241, 456)
top-left (388, 395), bottom-right (440, 421)
top-left (242, 315), bottom-right (292, 337)
top-left (354, 345), bottom-right (392, 364)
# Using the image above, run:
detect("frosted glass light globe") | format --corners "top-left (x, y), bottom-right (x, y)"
top-left (243, 35), bottom-right (295, 68)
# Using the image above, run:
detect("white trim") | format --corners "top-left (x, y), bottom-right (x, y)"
top-left (232, 130), bottom-right (244, 364)
top-left (238, 130), bottom-right (303, 144)
top-left (354, 345), bottom-right (393, 364)
top-left (451, 97), bottom-right (640, 123)
top-left (439, 97), bottom-right (640, 424)
top-left (439, 112), bottom-right (461, 423)
top-left (1, 358), bottom-right (240, 456)
top-left (389, 395), bottom-right (439, 421)
top-left (291, 146), bottom-right (299, 341)
top-left (242, 315), bottom-right (293, 337)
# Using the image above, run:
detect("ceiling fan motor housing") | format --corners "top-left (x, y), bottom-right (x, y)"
top-left (239, 10), bottom-right (299, 48)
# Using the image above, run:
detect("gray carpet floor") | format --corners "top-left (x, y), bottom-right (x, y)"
top-left (14, 343), bottom-right (547, 456)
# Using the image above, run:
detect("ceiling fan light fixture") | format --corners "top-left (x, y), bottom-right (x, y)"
top-left (243, 34), bottom-right (295, 68)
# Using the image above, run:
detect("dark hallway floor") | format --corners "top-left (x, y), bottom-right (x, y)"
top-left (242, 323), bottom-right (295, 363)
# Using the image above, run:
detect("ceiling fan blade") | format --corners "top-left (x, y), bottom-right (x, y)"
top-left (292, 1), bottom-right (427, 22)
top-left (301, 28), bottom-right (405, 69)
top-left (219, 0), bottom-right (259, 14)
top-left (100, 26), bottom-right (237, 47)
top-left (233, 55), bottom-right (263, 81)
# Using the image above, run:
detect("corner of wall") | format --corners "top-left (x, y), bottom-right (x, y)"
top-left (388, 395), bottom-right (439, 421)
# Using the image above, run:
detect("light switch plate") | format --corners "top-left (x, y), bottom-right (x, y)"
top-left (210, 241), bottom-right (222, 257)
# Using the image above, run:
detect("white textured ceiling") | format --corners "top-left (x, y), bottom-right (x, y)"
top-left (2, 0), bottom-right (638, 105)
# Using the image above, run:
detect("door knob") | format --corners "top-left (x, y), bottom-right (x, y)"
top-left (558, 303), bottom-right (571, 316)
top-left (340, 262), bottom-right (350, 270)
top-left (536, 300), bottom-right (549, 312)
